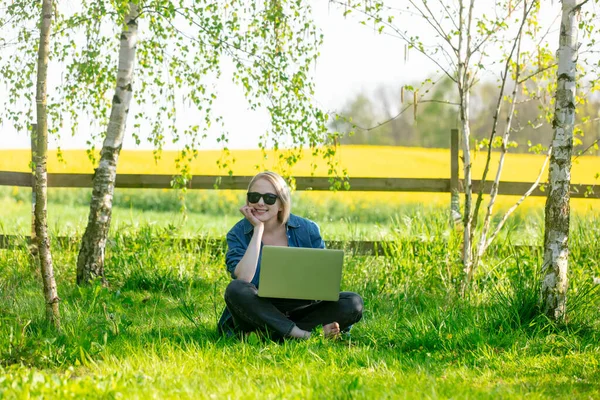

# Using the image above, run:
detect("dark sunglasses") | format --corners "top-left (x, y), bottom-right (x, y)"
top-left (247, 192), bottom-right (278, 205)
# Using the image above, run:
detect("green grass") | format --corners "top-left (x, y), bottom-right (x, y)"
top-left (1, 187), bottom-right (600, 398)
top-left (0, 186), bottom-right (564, 241)
top-left (0, 188), bottom-right (580, 244)
top-left (2, 208), bottom-right (600, 398)
top-left (0, 197), bottom-right (397, 241)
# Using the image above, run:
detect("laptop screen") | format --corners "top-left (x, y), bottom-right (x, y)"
top-left (257, 246), bottom-right (344, 301)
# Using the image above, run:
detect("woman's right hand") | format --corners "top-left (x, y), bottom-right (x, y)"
top-left (233, 205), bottom-right (264, 282)
top-left (240, 205), bottom-right (263, 228)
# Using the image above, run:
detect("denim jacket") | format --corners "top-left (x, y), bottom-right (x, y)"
top-left (217, 214), bottom-right (325, 335)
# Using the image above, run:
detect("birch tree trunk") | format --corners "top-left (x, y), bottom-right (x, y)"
top-left (459, 77), bottom-right (474, 285)
top-left (458, 0), bottom-right (475, 292)
top-left (35, 0), bottom-right (60, 329)
top-left (475, 28), bottom-right (523, 266)
top-left (77, 3), bottom-right (140, 284)
top-left (541, 0), bottom-right (579, 321)
top-left (30, 123), bottom-right (39, 268)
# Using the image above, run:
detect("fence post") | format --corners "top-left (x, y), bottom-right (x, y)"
top-left (30, 123), bottom-right (39, 264)
top-left (450, 128), bottom-right (461, 225)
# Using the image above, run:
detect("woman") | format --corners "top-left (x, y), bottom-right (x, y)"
top-left (217, 171), bottom-right (363, 339)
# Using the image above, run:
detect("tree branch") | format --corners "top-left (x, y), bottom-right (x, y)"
top-left (465, 0), bottom-right (475, 61)
top-left (147, 6), bottom-right (281, 74)
top-left (435, 0), bottom-right (460, 31)
top-left (340, 77), bottom-right (456, 132)
top-left (573, 0), bottom-right (592, 13)
top-left (481, 145), bottom-right (552, 254)
top-left (517, 63), bottom-right (558, 84)
top-left (573, 137), bottom-right (600, 160)
top-left (328, 0), bottom-right (458, 82)
top-left (471, 0), bottom-right (534, 237)
top-left (408, 0), bottom-right (459, 54)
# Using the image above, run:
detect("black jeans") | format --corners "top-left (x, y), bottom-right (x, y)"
top-left (224, 279), bottom-right (363, 338)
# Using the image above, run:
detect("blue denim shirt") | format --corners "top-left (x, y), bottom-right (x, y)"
top-left (217, 214), bottom-right (325, 334)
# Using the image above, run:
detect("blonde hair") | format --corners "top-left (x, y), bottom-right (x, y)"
top-left (247, 171), bottom-right (291, 224)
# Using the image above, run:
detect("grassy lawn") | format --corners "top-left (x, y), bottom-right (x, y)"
top-left (2, 193), bottom-right (598, 246)
top-left (0, 197), bottom-right (394, 240)
top-left (3, 334), bottom-right (599, 398)
top-left (1, 211), bottom-right (600, 398)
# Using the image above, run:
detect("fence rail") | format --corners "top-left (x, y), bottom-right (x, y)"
top-left (0, 234), bottom-right (542, 254)
top-left (1, 129), bottom-right (598, 251)
top-left (0, 170), bottom-right (598, 198)
top-left (2, 129), bottom-right (598, 197)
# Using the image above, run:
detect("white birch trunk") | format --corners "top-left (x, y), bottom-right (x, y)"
top-left (458, 0), bottom-right (475, 291)
top-left (483, 148), bottom-right (552, 253)
top-left (476, 54), bottom-right (521, 264)
top-left (35, 0), bottom-right (60, 329)
top-left (460, 79), bottom-right (473, 283)
top-left (472, 1), bottom-right (531, 268)
top-left (541, 0), bottom-right (579, 320)
top-left (30, 124), bottom-right (39, 266)
top-left (77, 3), bottom-right (140, 284)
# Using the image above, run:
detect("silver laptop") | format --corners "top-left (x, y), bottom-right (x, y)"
top-left (258, 246), bottom-right (344, 301)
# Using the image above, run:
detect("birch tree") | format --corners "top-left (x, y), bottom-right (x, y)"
top-left (76, 3), bottom-right (140, 284)
top-left (0, 0), bottom-right (61, 328)
top-left (34, 0), bottom-right (61, 329)
top-left (1, 0), bottom-right (340, 285)
top-left (47, 0), bottom-right (335, 284)
top-left (540, 0), bottom-right (585, 320)
top-left (329, 0), bottom-right (545, 290)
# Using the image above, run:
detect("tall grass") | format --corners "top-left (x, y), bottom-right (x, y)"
top-left (4, 186), bottom-right (595, 245)
top-left (1, 186), bottom-right (457, 224)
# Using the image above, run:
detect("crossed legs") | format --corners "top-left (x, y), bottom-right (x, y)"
top-left (224, 279), bottom-right (363, 339)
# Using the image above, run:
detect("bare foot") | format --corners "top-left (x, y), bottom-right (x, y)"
top-left (323, 322), bottom-right (340, 339)
top-left (289, 325), bottom-right (311, 339)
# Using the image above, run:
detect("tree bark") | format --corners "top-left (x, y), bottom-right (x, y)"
top-left (77, 3), bottom-right (140, 285)
top-left (458, 0), bottom-right (475, 292)
top-left (30, 123), bottom-right (39, 269)
top-left (541, 0), bottom-right (579, 321)
top-left (35, 0), bottom-right (60, 329)
top-left (460, 78), bottom-right (473, 285)
top-left (450, 128), bottom-right (461, 226)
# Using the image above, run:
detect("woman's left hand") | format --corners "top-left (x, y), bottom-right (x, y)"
top-left (239, 205), bottom-right (263, 228)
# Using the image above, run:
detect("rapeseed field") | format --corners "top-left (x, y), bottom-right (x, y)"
top-left (1, 145), bottom-right (598, 213)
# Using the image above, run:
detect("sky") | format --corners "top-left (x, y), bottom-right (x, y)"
top-left (1, 0), bottom-right (563, 151)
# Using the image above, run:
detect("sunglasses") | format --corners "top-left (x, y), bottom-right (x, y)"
top-left (247, 192), bottom-right (279, 205)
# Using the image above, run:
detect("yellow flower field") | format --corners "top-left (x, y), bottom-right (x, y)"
top-left (1, 145), bottom-right (599, 213)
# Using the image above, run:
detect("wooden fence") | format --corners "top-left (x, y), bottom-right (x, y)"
top-left (1, 129), bottom-right (598, 197)
top-left (1, 170), bottom-right (598, 197)
top-left (0, 129), bottom-right (598, 252)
